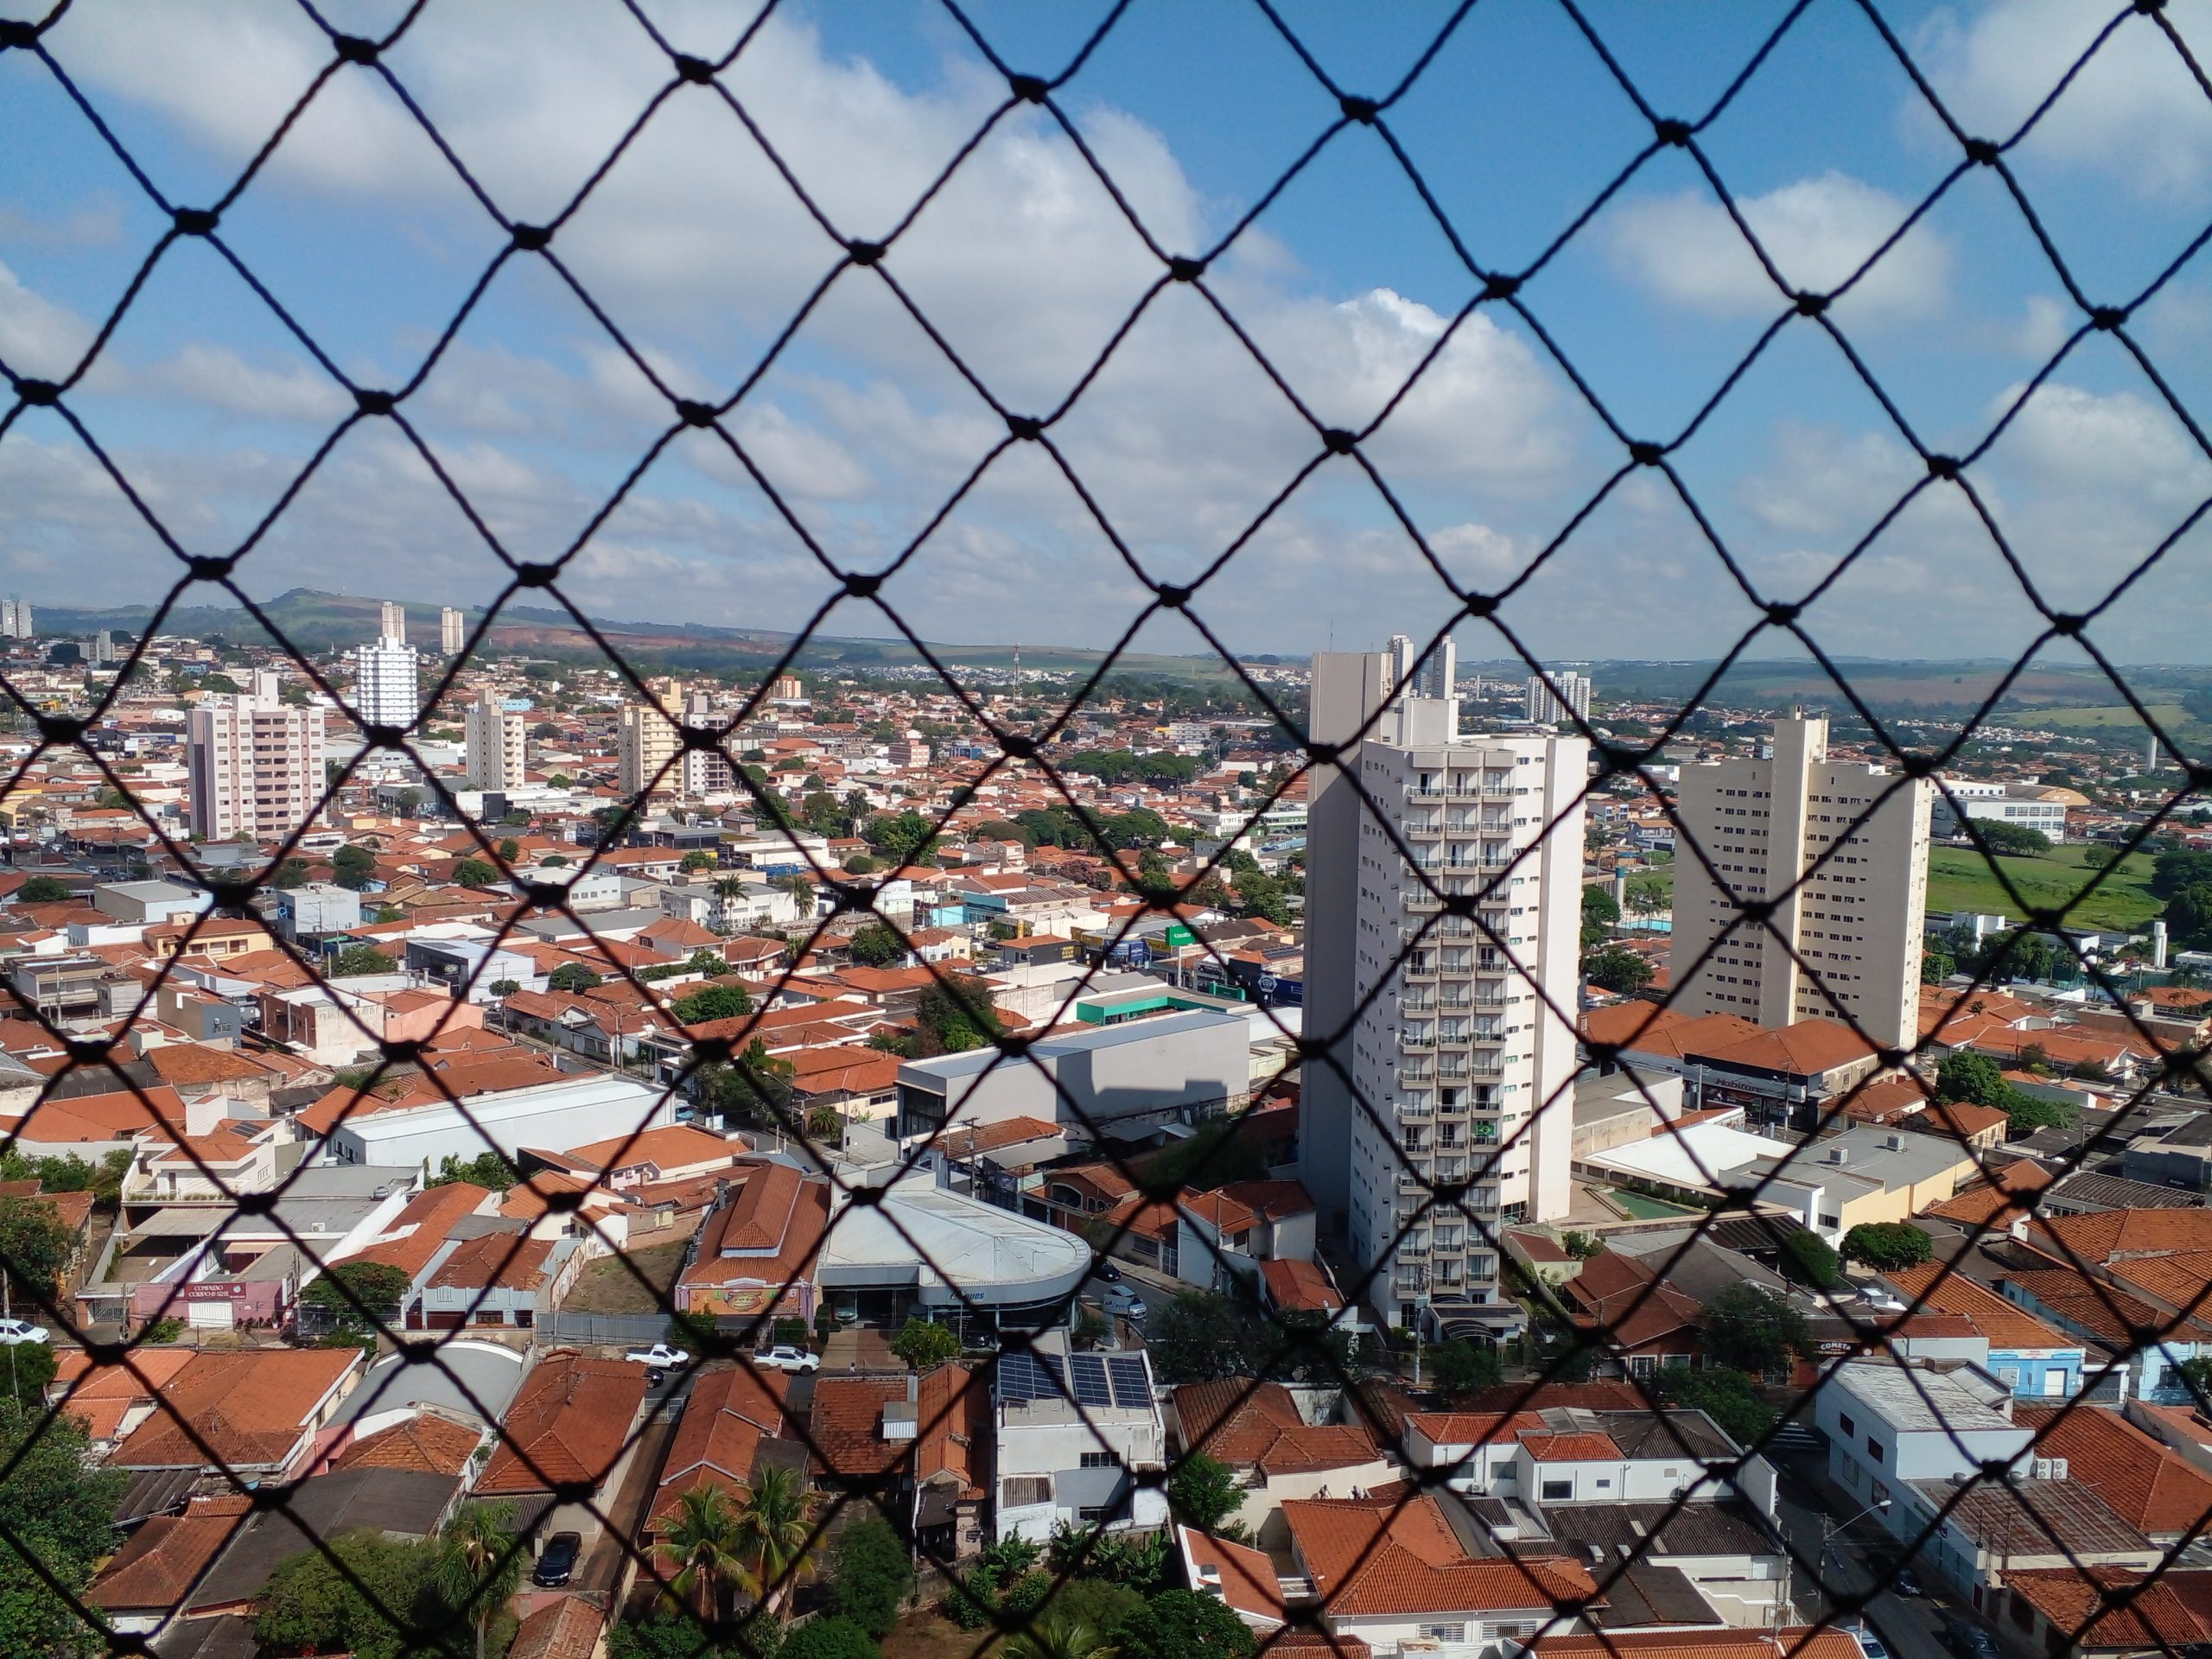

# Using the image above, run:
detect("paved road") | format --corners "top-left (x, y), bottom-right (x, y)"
top-left (1770, 1448), bottom-right (1975, 1659)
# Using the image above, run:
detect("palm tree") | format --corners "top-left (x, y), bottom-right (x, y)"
top-left (435, 1500), bottom-right (524, 1659)
top-left (1009, 1610), bottom-right (1117, 1659)
top-left (731, 1464), bottom-right (817, 1618)
top-left (659, 1484), bottom-right (753, 1623)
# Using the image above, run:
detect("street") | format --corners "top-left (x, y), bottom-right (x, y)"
top-left (1770, 1446), bottom-right (1963, 1659)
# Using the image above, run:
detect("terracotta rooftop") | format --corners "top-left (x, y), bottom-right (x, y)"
top-left (476, 1351), bottom-right (646, 1496)
top-left (111, 1348), bottom-right (362, 1471)
top-left (333, 1412), bottom-right (484, 1477)
top-left (2014, 1404), bottom-right (2212, 1537)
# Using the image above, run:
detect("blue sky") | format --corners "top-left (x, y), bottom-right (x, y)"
top-left (6, 0), bottom-right (2212, 671)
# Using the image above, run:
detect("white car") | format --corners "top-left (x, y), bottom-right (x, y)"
top-left (623, 1344), bottom-right (691, 1369)
top-left (0, 1319), bottom-right (49, 1345)
top-left (755, 1345), bottom-right (820, 1374)
top-left (1103, 1287), bottom-right (1147, 1320)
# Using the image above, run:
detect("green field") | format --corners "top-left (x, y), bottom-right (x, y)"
top-left (2036, 702), bottom-right (2194, 734)
top-left (1925, 842), bottom-right (2160, 931)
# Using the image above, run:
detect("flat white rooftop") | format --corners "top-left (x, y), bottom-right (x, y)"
top-left (816, 1172), bottom-right (1090, 1307)
top-left (1580, 1119), bottom-right (1801, 1192)
top-left (1832, 1359), bottom-right (2022, 1436)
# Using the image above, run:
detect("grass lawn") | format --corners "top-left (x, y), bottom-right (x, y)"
top-left (1925, 842), bottom-right (2160, 931)
top-left (560, 1237), bottom-right (691, 1315)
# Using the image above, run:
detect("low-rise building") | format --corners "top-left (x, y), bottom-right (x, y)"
top-left (995, 1331), bottom-right (1167, 1541)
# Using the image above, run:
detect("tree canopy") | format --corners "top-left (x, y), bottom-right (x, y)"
top-left (1148, 1290), bottom-right (1242, 1382)
top-left (1700, 1283), bottom-right (1810, 1377)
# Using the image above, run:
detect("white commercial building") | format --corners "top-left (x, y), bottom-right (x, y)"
top-left (1523, 669), bottom-right (1591, 727)
top-left (188, 669), bottom-right (326, 842)
top-left (1305, 650), bottom-right (1588, 1336)
top-left (1668, 712), bottom-right (1931, 1051)
top-left (1930, 778), bottom-right (2080, 844)
top-left (463, 688), bottom-right (527, 792)
top-left (320, 1073), bottom-right (676, 1171)
top-left (353, 613), bottom-right (421, 730)
top-left (815, 1168), bottom-right (1090, 1316)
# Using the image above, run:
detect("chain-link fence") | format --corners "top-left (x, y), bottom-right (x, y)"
top-left (6, 3), bottom-right (2212, 1659)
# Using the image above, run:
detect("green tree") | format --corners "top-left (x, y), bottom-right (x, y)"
top-left (1936, 1052), bottom-right (2010, 1109)
top-left (1149, 1290), bottom-right (1241, 1382)
top-left (864, 810), bottom-right (938, 865)
top-left (496, 836), bottom-right (522, 861)
top-left (826, 1516), bottom-right (912, 1638)
top-left (432, 1151), bottom-right (521, 1192)
top-left (1840, 1221), bottom-right (1934, 1271)
top-left (1653, 1364), bottom-right (1776, 1448)
top-left (332, 942), bottom-right (397, 976)
top-left (681, 849), bottom-right (717, 872)
top-left (1700, 1284), bottom-right (1810, 1377)
top-left (703, 1039), bottom-right (798, 1130)
top-left (1780, 1229), bottom-right (1842, 1290)
top-left (0, 1337), bottom-right (57, 1408)
top-left (548, 963), bottom-right (601, 993)
top-left (842, 853), bottom-right (877, 874)
top-left (1167, 1452), bottom-right (1245, 1534)
top-left (1115, 1589), bottom-right (1256, 1659)
top-left (1582, 944), bottom-right (1654, 995)
top-left (0, 1196), bottom-right (76, 1299)
top-left (1975, 821), bottom-right (2052, 856)
top-left (783, 1616), bottom-right (877, 1659)
top-left (1430, 1338), bottom-right (1504, 1396)
top-left (304, 1260), bottom-right (412, 1324)
top-left (257, 1529), bottom-right (435, 1659)
top-left (2005, 1091), bottom-right (2076, 1135)
top-left (1581, 884), bottom-right (1619, 948)
top-left (435, 1500), bottom-right (524, 1659)
top-left (1008, 1610), bottom-right (1118, 1659)
top-left (733, 1463), bottom-right (817, 1618)
top-left (15, 875), bottom-right (67, 904)
top-left (890, 1317), bottom-right (959, 1371)
top-left (675, 982), bottom-right (757, 1024)
top-left (271, 856), bottom-right (311, 889)
top-left (658, 1484), bottom-right (750, 1621)
top-left (452, 857), bottom-right (499, 886)
top-left (847, 923), bottom-right (906, 967)
top-left (912, 974), bottom-right (1002, 1055)
top-left (1921, 946), bottom-right (1955, 983)
top-left (332, 843), bottom-right (378, 889)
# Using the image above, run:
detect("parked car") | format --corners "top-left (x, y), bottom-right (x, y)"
top-left (1093, 1260), bottom-right (1123, 1283)
top-left (1103, 1287), bottom-right (1147, 1319)
top-left (0, 1319), bottom-right (50, 1345)
top-left (755, 1345), bottom-right (820, 1373)
top-left (623, 1344), bottom-right (690, 1369)
top-left (532, 1532), bottom-right (581, 1588)
top-left (1845, 1623), bottom-right (1891, 1659)
top-left (1891, 1565), bottom-right (1924, 1599)
top-left (1941, 1621), bottom-right (1999, 1659)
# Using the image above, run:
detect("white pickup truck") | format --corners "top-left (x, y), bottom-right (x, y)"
top-left (623, 1344), bottom-right (691, 1369)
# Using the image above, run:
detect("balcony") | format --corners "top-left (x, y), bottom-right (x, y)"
top-left (1397, 1097), bottom-right (1433, 1117)
top-left (1403, 892), bottom-right (1441, 914)
top-left (1402, 960), bottom-right (1438, 982)
top-left (1466, 1059), bottom-right (1507, 1078)
top-left (1401, 819), bottom-right (1444, 841)
top-left (1399, 1032), bottom-right (1435, 1054)
top-left (1400, 992), bottom-right (1436, 1013)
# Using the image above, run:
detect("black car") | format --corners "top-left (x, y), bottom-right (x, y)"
top-left (532, 1532), bottom-right (582, 1588)
top-left (1891, 1565), bottom-right (1924, 1599)
top-left (1095, 1261), bottom-right (1122, 1283)
top-left (1942, 1621), bottom-right (1999, 1659)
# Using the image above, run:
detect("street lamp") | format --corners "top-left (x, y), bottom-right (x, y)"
top-left (1819, 1497), bottom-right (1892, 1612)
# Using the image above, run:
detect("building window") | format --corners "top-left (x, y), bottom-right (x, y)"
top-left (1418, 1626), bottom-right (1465, 1644)
top-left (1866, 1438), bottom-right (1885, 1463)
top-left (1541, 1479), bottom-right (1573, 1501)
top-left (1839, 1413), bottom-right (1855, 1439)
top-left (1078, 1452), bottom-right (1120, 1469)
top-left (1077, 1506), bottom-right (1109, 1523)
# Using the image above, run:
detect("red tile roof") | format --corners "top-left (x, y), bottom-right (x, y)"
top-left (477, 1351), bottom-right (646, 1496)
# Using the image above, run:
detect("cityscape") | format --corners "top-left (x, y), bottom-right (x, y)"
top-left (8, 6), bottom-right (2212, 1659)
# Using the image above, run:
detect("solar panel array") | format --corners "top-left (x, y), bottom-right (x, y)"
top-left (1107, 1353), bottom-right (1153, 1410)
top-left (996, 1349), bottom-right (1067, 1403)
top-left (1067, 1352), bottom-right (1114, 1408)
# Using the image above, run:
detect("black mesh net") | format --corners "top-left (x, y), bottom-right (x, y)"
top-left (5, 3), bottom-right (2212, 1659)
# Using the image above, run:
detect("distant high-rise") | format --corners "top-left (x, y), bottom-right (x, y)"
top-left (441, 607), bottom-right (465, 655)
top-left (1304, 649), bottom-right (1588, 1333)
top-left (1387, 632), bottom-right (1457, 702)
top-left (353, 604), bottom-right (421, 729)
top-left (1668, 712), bottom-right (1930, 1050)
top-left (463, 688), bottom-right (527, 792)
top-left (188, 669), bottom-right (325, 841)
top-left (2, 599), bottom-right (35, 639)
top-left (1524, 670), bottom-right (1591, 727)
top-left (91, 630), bottom-right (114, 666)
top-left (681, 689), bottom-right (737, 796)
top-left (618, 682), bottom-right (683, 799)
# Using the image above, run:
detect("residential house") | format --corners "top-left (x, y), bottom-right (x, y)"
top-left (1173, 1378), bottom-right (1395, 1541)
top-left (106, 1348), bottom-right (363, 1481)
top-left (1884, 1263), bottom-right (2087, 1400)
top-left (476, 1351), bottom-right (647, 1546)
top-left (995, 1332), bottom-right (1167, 1541)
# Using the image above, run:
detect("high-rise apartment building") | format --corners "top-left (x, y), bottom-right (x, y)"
top-left (618, 681), bottom-right (683, 799)
top-left (441, 607), bottom-right (465, 655)
top-left (353, 605), bottom-right (421, 729)
top-left (680, 690), bottom-right (737, 796)
top-left (1304, 650), bottom-right (1588, 1334)
top-left (1524, 670), bottom-right (1592, 727)
top-left (1667, 712), bottom-right (1930, 1050)
top-left (1, 598), bottom-right (34, 639)
top-left (188, 670), bottom-right (326, 841)
top-left (463, 689), bottom-right (527, 792)
top-left (1387, 632), bottom-right (1458, 702)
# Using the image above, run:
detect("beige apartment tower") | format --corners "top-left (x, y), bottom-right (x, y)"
top-left (617, 681), bottom-right (683, 799)
top-left (463, 689), bottom-right (527, 792)
top-left (440, 607), bottom-right (465, 655)
top-left (1302, 649), bottom-right (1587, 1337)
top-left (1667, 713), bottom-right (1929, 1050)
top-left (188, 670), bottom-right (326, 841)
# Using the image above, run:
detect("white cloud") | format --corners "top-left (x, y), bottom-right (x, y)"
top-left (0, 257), bottom-right (94, 380)
top-left (1918, 0), bottom-right (2212, 198)
top-left (1605, 172), bottom-right (1951, 321)
top-left (143, 343), bottom-right (352, 423)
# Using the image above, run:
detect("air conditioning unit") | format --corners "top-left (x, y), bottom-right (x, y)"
top-left (2028, 1456), bottom-right (2068, 1481)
